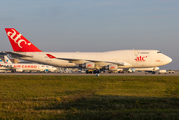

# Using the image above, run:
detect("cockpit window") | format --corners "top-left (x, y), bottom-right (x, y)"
top-left (157, 51), bottom-right (161, 53)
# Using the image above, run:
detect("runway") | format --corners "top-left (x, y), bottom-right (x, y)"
top-left (0, 71), bottom-right (178, 76)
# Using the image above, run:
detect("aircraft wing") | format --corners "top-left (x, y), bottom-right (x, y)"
top-left (46, 54), bottom-right (125, 66)
top-left (5, 51), bottom-right (32, 58)
top-left (58, 58), bottom-right (124, 66)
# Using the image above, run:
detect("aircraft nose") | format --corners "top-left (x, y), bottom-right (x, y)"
top-left (168, 57), bottom-right (172, 63)
top-left (165, 56), bottom-right (172, 64)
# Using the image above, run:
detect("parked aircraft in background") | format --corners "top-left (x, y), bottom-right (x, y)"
top-left (107, 67), bottom-right (159, 74)
top-left (0, 59), bottom-right (4, 63)
top-left (133, 67), bottom-right (160, 74)
top-left (4, 55), bottom-right (12, 63)
top-left (134, 67), bottom-right (159, 71)
top-left (0, 58), bottom-right (7, 70)
top-left (0, 55), bottom-right (58, 73)
top-left (4, 28), bottom-right (172, 74)
top-left (0, 58), bottom-right (11, 72)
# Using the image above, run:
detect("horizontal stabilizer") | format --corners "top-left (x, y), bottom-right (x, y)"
top-left (5, 51), bottom-right (32, 58)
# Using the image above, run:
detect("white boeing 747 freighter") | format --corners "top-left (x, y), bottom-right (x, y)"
top-left (4, 28), bottom-right (172, 73)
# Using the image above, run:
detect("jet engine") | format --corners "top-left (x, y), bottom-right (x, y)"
top-left (103, 64), bottom-right (118, 71)
top-left (79, 62), bottom-right (95, 69)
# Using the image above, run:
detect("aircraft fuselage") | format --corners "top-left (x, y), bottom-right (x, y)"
top-left (10, 50), bottom-right (172, 69)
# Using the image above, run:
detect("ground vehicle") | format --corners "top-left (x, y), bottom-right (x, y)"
top-left (167, 69), bottom-right (175, 73)
top-left (158, 70), bottom-right (167, 74)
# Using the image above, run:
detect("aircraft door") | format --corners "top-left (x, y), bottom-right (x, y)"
top-left (134, 49), bottom-right (138, 56)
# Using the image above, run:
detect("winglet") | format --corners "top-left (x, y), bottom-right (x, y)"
top-left (5, 28), bottom-right (42, 52)
top-left (46, 54), bottom-right (56, 59)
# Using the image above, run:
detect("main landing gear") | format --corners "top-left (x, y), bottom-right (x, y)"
top-left (152, 71), bottom-right (156, 74)
top-left (86, 69), bottom-right (100, 74)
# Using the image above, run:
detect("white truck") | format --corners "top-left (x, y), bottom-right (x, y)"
top-left (158, 70), bottom-right (167, 74)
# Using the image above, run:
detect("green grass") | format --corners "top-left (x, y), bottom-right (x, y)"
top-left (0, 76), bottom-right (179, 119)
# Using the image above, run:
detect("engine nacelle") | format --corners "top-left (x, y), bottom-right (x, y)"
top-left (15, 68), bottom-right (23, 72)
top-left (79, 62), bottom-right (95, 69)
top-left (103, 64), bottom-right (118, 71)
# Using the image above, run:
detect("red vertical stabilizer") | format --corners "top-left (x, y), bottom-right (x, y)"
top-left (5, 28), bottom-right (42, 52)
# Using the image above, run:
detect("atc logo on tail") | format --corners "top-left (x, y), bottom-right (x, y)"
top-left (6, 29), bottom-right (31, 48)
top-left (5, 28), bottom-right (42, 52)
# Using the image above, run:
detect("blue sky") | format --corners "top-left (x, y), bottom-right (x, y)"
top-left (0, 0), bottom-right (179, 69)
